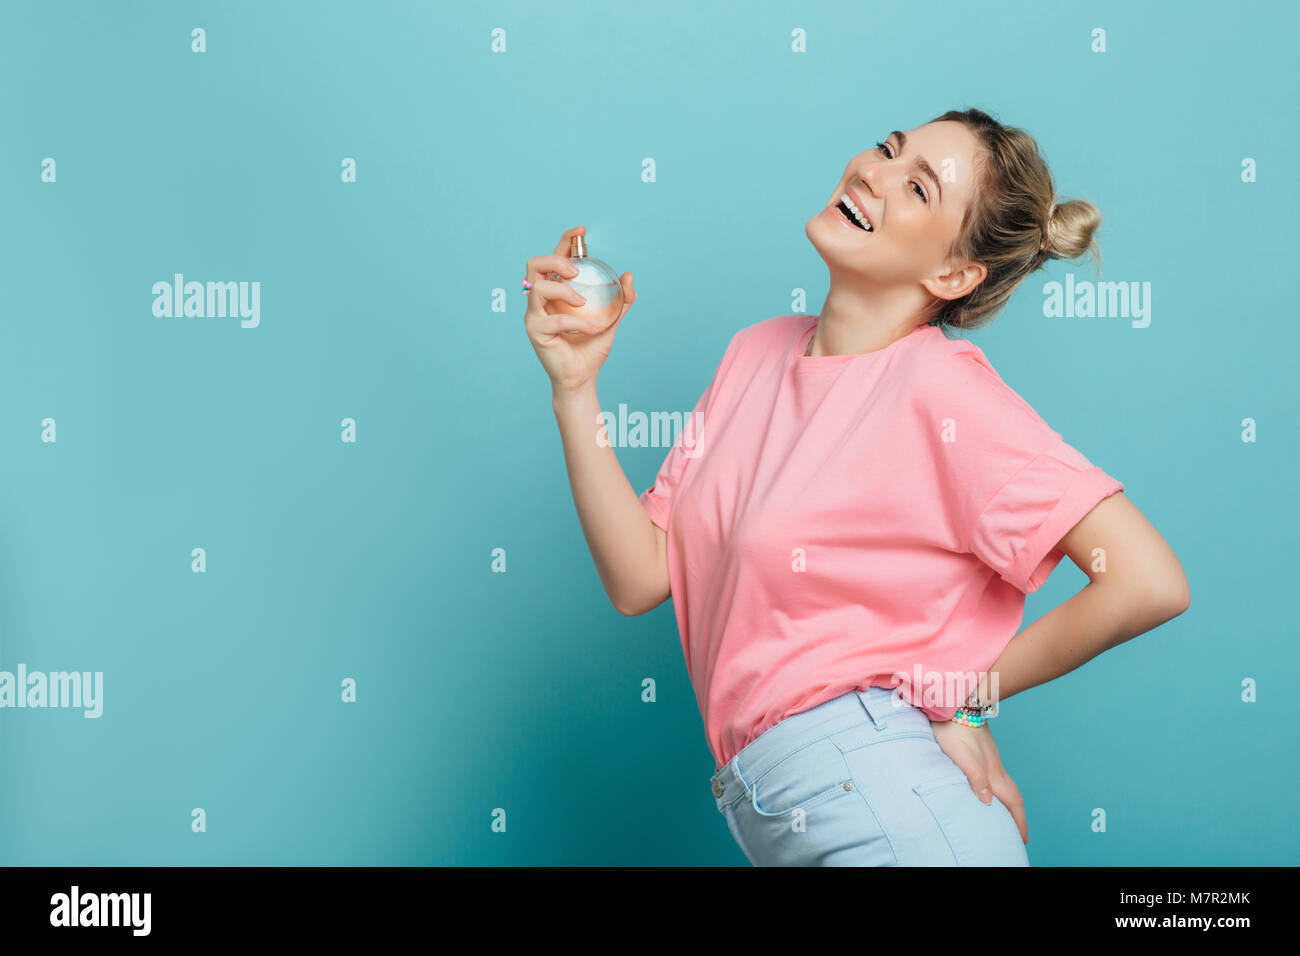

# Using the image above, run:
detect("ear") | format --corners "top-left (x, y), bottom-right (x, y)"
top-left (921, 259), bottom-right (987, 303)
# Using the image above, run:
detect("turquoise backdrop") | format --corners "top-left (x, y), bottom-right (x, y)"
top-left (0, 0), bottom-right (1295, 865)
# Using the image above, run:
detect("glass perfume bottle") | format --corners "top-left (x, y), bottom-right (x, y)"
top-left (545, 234), bottom-right (624, 330)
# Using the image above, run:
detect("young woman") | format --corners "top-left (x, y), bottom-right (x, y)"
top-left (523, 107), bottom-right (1189, 866)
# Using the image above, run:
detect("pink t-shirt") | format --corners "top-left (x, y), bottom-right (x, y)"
top-left (638, 314), bottom-right (1124, 771)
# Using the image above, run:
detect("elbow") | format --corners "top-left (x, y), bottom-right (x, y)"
top-left (612, 594), bottom-right (647, 617)
top-left (1169, 581), bottom-right (1191, 617)
top-left (1132, 551), bottom-right (1191, 620)
top-left (1155, 576), bottom-right (1191, 619)
top-left (613, 588), bottom-right (668, 617)
top-left (1106, 573), bottom-right (1189, 624)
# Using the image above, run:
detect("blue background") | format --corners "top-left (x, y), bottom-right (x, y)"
top-left (0, 0), bottom-right (1295, 865)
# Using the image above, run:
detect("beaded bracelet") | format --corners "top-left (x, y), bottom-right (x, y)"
top-left (951, 706), bottom-right (986, 728)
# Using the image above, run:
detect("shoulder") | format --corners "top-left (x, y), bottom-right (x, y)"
top-left (734, 313), bottom-right (809, 347)
top-left (911, 326), bottom-right (992, 379)
top-left (909, 330), bottom-right (1062, 438)
top-left (716, 313), bottom-right (811, 363)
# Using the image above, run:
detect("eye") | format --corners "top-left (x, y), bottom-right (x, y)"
top-left (875, 139), bottom-right (929, 204)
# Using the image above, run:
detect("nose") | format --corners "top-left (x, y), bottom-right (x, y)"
top-left (855, 159), bottom-right (909, 206)
top-left (860, 158), bottom-right (900, 194)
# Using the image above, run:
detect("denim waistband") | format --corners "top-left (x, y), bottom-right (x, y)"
top-left (710, 685), bottom-right (925, 812)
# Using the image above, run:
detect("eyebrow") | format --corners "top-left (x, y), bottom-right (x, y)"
top-left (890, 130), bottom-right (943, 206)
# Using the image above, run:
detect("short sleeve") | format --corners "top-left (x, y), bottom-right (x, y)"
top-left (932, 350), bottom-right (1124, 594)
top-left (969, 445), bottom-right (1124, 593)
top-left (638, 328), bottom-right (744, 532)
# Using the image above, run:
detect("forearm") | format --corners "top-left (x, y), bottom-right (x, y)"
top-left (979, 579), bottom-right (1187, 705)
top-left (552, 385), bottom-right (665, 615)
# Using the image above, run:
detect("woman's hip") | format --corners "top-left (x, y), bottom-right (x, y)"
top-left (710, 686), bottom-right (1029, 866)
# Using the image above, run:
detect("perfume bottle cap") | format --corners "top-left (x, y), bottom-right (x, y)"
top-left (570, 235), bottom-right (587, 259)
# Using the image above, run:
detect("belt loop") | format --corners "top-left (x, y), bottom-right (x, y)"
top-left (856, 688), bottom-right (888, 732)
top-left (712, 761), bottom-right (746, 808)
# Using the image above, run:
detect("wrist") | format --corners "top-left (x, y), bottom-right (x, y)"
top-left (962, 675), bottom-right (1000, 717)
top-left (552, 383), bottom-right (598, 413)
top-left (951, 706), bottom-right (988, 729)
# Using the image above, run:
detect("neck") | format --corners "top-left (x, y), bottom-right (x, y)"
top-left (810, 281), bottom-right (932, 357)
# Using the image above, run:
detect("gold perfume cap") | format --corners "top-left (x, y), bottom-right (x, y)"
top-left (570, 235), bottom-right (587, 259)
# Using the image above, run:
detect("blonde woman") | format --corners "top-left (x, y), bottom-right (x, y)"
top-left (525, 107), bottom-right (1189, 866)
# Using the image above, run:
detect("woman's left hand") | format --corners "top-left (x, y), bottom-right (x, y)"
top-left (929, 718), bottom-right (1029, 845)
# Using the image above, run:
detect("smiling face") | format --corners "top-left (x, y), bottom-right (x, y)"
top-left (806, 120), bottom-right (988, 306)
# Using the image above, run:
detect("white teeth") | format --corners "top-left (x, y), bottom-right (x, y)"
top-left (839, 192), bottom-right (873, 231)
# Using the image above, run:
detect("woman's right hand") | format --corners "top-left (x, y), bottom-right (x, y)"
top-left (929, 717), bottom-right (1029, 845)
top-left (524, 225), bottom-right (637, 396)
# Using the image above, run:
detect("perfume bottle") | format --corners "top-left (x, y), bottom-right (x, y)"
top-left (545, 234), bottom-right (624, 329)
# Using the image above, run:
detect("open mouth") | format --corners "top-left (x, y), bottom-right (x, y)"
top-left (833, 196), bottom-right (873, 232)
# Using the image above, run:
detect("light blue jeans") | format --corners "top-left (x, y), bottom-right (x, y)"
top-left (710, 686), bottom-right (1030, 866)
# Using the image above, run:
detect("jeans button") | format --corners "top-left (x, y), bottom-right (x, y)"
top-left (711, 778), bottom-right (725, 797)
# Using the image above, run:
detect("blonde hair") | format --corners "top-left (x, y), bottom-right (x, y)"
top-left (919, 107), bottom-right (1103, 333)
